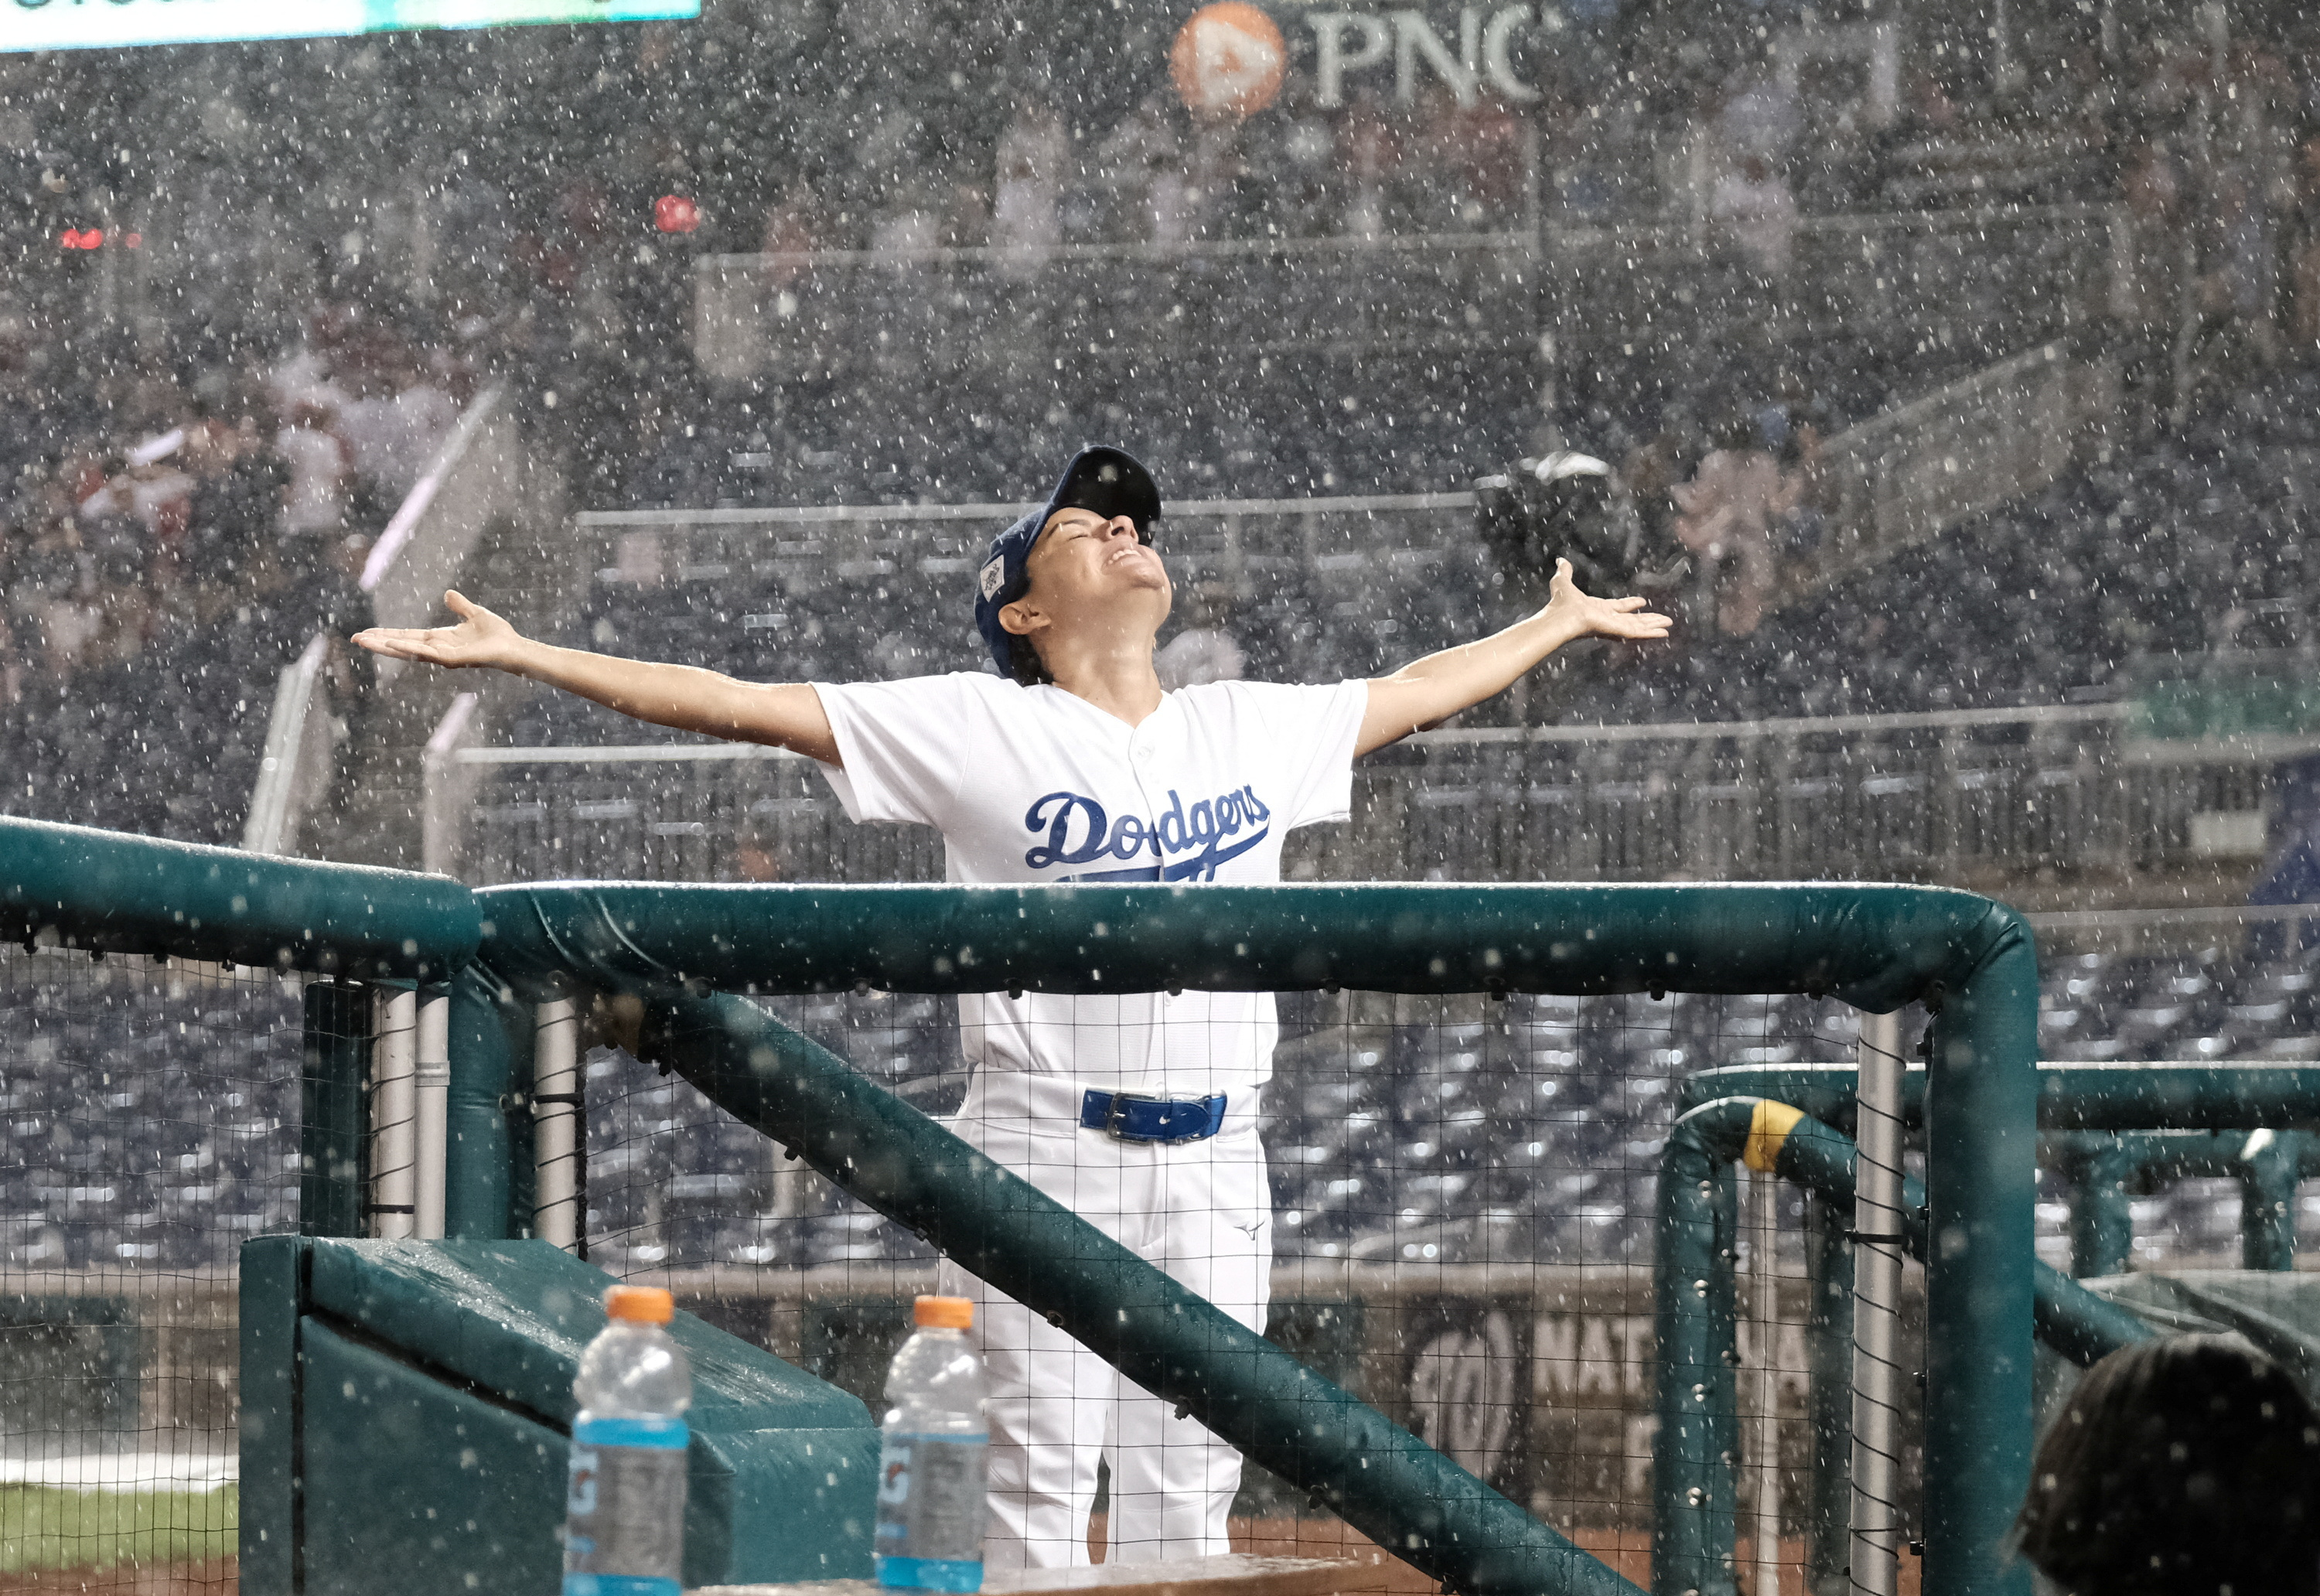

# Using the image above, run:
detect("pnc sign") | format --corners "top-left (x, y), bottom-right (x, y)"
top-left (0, 0), bottom-right (698, 53)
top-left (1304, 6), bottom-right (1551, 107)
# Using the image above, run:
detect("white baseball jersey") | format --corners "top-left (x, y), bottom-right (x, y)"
top-left (811, 672), bottom-right (1367, 1099)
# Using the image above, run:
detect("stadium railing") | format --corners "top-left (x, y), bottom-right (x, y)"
top-left (1790, 336), bottom-right (2120, 606)
top-left (438, 699), bottom-right (2292, 895)
top-left (693, 231), bottom-right (1544, 387)
top-left (693, 204), bottom-right (2122, 389)
top-left (241, 632), bottom-right (336, 857)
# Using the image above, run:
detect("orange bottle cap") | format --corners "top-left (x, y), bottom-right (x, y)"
top-left (606, 1285), bottom-right (675, 1325)
top-left (913, 1295), bottom-right (973, 1330)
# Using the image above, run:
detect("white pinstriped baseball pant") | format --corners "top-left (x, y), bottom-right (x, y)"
top-left (933, 1077), bottom-right (1270, 1568)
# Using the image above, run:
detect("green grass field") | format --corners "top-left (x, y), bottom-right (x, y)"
top-left (0, 1486), bottom-right (236, 1573)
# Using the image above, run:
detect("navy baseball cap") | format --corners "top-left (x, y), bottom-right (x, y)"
top-left (974, 445), bottom-right (1162, 676)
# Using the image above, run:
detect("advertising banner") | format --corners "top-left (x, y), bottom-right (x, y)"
top-left (2, 0), bottom-right (698, 54)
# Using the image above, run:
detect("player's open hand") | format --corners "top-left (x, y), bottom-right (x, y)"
top-left (1541, 558), bottom-right (1673, 643)
top-left (351, 590), bottom-right (524, 670)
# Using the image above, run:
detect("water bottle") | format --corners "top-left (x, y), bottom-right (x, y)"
top-left (875, 1295), bottom-right (989, 1591)
top-left (563, 1285), bottom-right (692, 1596)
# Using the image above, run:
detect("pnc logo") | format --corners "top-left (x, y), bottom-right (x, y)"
top-left (1172, 3), bottom-right (1288, 119)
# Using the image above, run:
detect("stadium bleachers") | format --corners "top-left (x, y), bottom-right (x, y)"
top-left (0, 952), bottom-right (302, 1274)
top-left (1557, 365), bottom-right (2320, 728)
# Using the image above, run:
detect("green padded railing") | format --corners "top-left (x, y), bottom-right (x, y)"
top-left (1680, 1060), bottom-right (2320, 1133)
top-left (0, 814), bottom-right (477, 977)
top-left (1651, 1097), bottom-right (2155, 1596)
top-left (472, 878), bottom-right (2042, 1596)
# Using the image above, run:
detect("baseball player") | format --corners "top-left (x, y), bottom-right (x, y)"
top-left (352, 445), bottom-right (1669, 1570)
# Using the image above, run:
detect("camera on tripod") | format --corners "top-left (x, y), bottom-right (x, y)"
top-left (1474, 452), bottom-right (1688, 616)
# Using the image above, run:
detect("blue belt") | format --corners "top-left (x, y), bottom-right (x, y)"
top-left (1079, 1090), bottom-right (1228, 1144)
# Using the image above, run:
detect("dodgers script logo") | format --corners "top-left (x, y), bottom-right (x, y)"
top-left (1022, 786), bottom-right (1271, 882)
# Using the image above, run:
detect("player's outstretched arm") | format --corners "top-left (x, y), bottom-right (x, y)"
top-left (1356, 558), bottom-right (1670, 755)
top-left (351, 590), bottom-right (841, 765)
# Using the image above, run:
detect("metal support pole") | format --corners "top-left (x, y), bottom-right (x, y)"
top-left (1749, 1168), bottom-right (1785, 1596)
top-left (414, 987), bottom-right (451, 1240)
top-left (1849, 1011), bottom-right (1905, 1596)
top-left (1803, 1196), bottom-right (1854, 1596)
top-left (533, 998), bottom-right (581, 1251)
top-left (371, 987), bottom-right (418, 1240)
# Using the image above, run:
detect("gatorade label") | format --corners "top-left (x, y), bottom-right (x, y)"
top-left (563, 1415), bottom-right (689, 1596)
top-left (874, 1432), bottom-right (988, 1591)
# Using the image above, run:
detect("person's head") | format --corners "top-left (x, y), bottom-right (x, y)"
top-left (974, 447), bottom-right (1167, 685)
top-left (2015, 1333), bottom-right (2320, 1596)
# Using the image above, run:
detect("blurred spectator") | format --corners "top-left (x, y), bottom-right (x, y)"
top-left (1424, 90), bottom-right (1526, 226)
top-left (267, 305), bottom-right (355, 418)
top-left (2014, 1333), bottom-right (2320, 1596)
top-left (335, 352), bottom-right (456, 513)
top-left (1100, 92), bottom-right (1199, 246)
top-left (277, 400), bottom-right (352, 547)
top-left (992, 101), bottom-right (1067, 270)
top-left (735, 817), bottom-right (786, 884)
top-left (871, 182), bottom-right (943, 257)
top-left (1710, 153), bottom-right (1800, 278)
top-left (1717, 73), bottom-right (1803, 166)
top-left (184, 407), bottom-right (288, 591)
top-left (1340, 90), bottom-right (1401, 239)
top-left (760, 179), bottom-right (826, 288)
top-left (1670, 417), bottom-right (1797, 637)
top-left (1155, 585), bottom-right (1247, 691)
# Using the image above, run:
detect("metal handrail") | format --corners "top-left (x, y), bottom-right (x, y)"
top-left (696, 202), bottom-right (2119, 273)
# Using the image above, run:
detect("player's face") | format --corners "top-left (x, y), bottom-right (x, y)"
top-left (1002, 506), bottom-right (1173, 655)
top-left (1025, 507), bottom-right (1171, 605)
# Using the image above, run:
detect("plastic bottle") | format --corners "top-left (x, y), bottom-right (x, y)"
top-left (563, 1285), bottom-right (693, 1596)
top-left (875, 1295), bottom-right (989, 1592)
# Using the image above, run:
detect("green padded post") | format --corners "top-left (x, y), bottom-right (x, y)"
top-left (1803, 1194), bottom-right (1854, 1596)
top-left (1649, 1110), bottom-right (1741, 1596)
top-left (2240, 1130), bottom-right (2302, 1271)
top-left (240, 1237), bottom-right (876, 1593)
top-left (301, 981), bottom-right (370, 1239)
top-left (446, 961), bottom-right (531, 1240)
top-left (642, 990), bottom-right (1646, 1596)
top-left (2055, 1129), bottom-right (2306, 1277)
top-left (238, 1236), bottom-right (304, 1596)
top-left (2067, 1138), bottom-right (2138, 1278)
top-left (1922, 912), bottom-right (2040, 1596)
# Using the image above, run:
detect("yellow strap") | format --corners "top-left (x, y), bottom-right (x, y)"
top-left (1742, 1099), bottom-right (1805, 1173)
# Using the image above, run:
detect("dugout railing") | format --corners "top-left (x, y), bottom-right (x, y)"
top-left (466, 877), bottom-right (2043, 1596)
top-left (22, 812), bottom-right (2320, 1596)
top-left (8, 813), bottom-right (2049, 1596)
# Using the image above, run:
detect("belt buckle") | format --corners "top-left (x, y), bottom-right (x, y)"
top-left (1103, 1092), bottom-right (1161, 1142)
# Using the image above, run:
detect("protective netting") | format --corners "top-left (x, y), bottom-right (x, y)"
top-left (0, 943), bottom-right (326, 1594)
top-left (11, 905), bottom-right (2313, 1590)
top-left (579, 983), bottom-right (1929, 1585)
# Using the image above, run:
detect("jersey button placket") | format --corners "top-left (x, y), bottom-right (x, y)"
top-left (1127, 735), bottom-right (1171, 1021)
